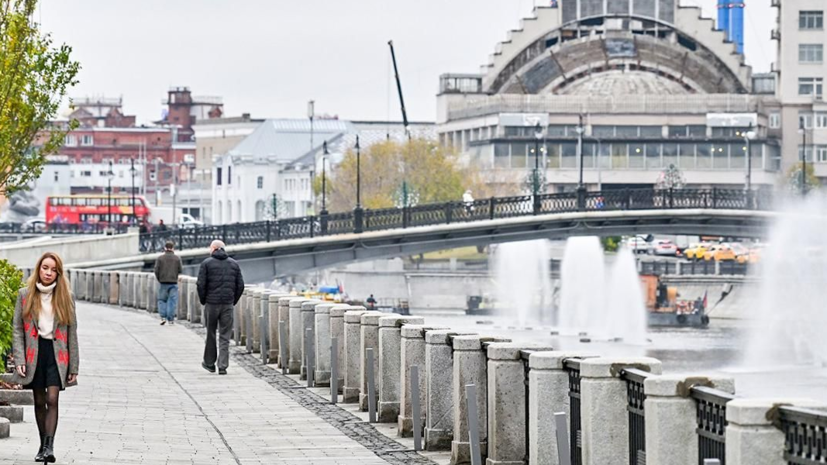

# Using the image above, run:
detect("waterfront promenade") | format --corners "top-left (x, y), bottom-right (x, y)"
top-left (0, 302), bottom-right (398, 465)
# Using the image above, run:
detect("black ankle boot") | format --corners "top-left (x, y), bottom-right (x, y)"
top-left (35, 434), bottom-right (45, 462)
top-left (41, 436), bottom-right (55, 463)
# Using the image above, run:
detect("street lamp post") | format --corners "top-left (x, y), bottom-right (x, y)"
top-left (799, 121), bottom-right (808, 196)
top-left (130, 158), bottom-right (137, 225)
top-left (532, 122), bottom-right (543, 215)
top-left (744, 124), bottom-right (756, 207)
top-left (106, 161), bottom-right (115, 227)
top-left (353, 136), bottom-right (363, 233)
top-left (320, 140), bottom-right (329, 234)
top-left (575, 114), bottom-right (586, 210)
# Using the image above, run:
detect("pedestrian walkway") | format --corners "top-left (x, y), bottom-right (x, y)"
top-left (0, 302), bottom-right (394, 465)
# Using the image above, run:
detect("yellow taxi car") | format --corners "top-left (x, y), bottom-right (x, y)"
top-left (703, 244), bottom-right (737, 262)
top-left (683, 243), bottom-right (712, 261)
top-left (736, 244), bottom-right (763, 264)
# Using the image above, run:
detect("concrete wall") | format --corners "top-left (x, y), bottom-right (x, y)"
top-left (0, 233), bottom-right (139, 268)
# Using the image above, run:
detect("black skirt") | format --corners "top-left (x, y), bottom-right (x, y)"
top-left (24, 338), bottom-right (63, 391)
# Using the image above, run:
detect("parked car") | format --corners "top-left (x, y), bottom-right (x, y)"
top-left (684, 242), bottom-right (712, 261)
top-left (625, 235), bottom-right (653, 254)
top-left (703, 244), bottom-right (736, 262)
top-left (22, 218), bottom-right (46, 233)
top-left (652, 239), bottom-right (679, 256)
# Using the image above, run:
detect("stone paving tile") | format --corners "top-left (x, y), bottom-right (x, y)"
top-left (0, 302), bottom-right (398, 465)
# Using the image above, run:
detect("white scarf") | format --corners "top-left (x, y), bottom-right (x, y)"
top-left (36, 281), bottom-right (57, 340)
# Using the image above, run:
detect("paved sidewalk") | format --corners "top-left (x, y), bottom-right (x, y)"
top-left (0, 302), bottom-right (393, 465)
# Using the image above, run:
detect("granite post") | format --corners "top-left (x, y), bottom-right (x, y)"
top-left (485, 343), bottom-right (554, 465)
top-left (644, 375), bottom-right (735, 465)
top-left (300, 300), bottom-right (322, 380)
top-left (527, 351), bottom-right (598, 465)
top-left (177, 275), bottom-right (188, 320)
top-left (313, 303), bottom-right (338, 387)
top-left (451, 335), bottom-right (511, 465)
top-left (725, 399), bottom-right (826, 465)
top-left (328, 305), bottom-right (352, 393)
top-left (377, 315), bottom-right (425, 423)
top-left (359, 311), bottom-right (384, 410)
top-left (251, 289), bottom-right (264, 353)
top-left (109, 272), bottom-right (120, 305)
top-left (288, 298), bottom-right (310, 374)
top-left (343, 308), bottom-right (368, 403)
top-left (580, 357), bottom-right (663, 465)
top-left (277, 296), bottom-right (294, 369)
top-left (398, 325), bottom-right (449, 437)
top-left (425, 330), bottom-right (476, 451)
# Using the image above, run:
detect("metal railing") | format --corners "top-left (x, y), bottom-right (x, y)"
top-left (640, 260), bottom-right (750, 277)
top-left (779, 406), bottom-right (827, 464)
top-left (0, 222), bottom-right (130, 235)
top-left (621, 368), bottom-right (652, 465)
top-left (691, 386), bottom-right (736, 465)
top-left (565, 359), bottom-right (583, 465)
top-left (139, 187), bottom-right (769, 253)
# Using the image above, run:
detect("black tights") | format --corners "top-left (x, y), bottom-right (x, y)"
top-left (32, 387), bottom-right (59, 439)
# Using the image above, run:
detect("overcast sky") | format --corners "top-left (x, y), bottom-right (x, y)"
top-left (41, 0), bottom-right (774, 124)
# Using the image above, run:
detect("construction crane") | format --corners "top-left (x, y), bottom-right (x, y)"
top-left (388, 40), bottom-right (410, 140)
top-left (388, 40), bottom-right (412, 208)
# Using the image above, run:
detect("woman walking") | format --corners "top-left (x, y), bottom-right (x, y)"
top-left (12, 252), bottom-right (79, 463)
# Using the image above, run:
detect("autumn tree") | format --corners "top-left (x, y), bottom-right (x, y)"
top-left (785, 161), bottom-right (820, 194)
top-left (0, 0), bottom-right (80, 195)
top-left (318, 138), bottom-right (485, 213)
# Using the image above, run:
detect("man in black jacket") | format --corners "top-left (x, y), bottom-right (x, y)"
top-left (197, 240), bottom-right (244, 375)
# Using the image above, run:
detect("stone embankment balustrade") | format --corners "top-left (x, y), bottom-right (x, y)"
top-left (33, 266), bottom-right (827, 465)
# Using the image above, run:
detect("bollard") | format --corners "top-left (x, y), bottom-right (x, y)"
top-left (314, 303), bottom-right (340, 387)
top-left (245, 289), bottom-right (255, 353)
top-left (331, 337), bottom-right (339, 404)
top-left (367, 347), bottom-right (377, 423)
top-left (267, 294), bottom-right (287, 361)
top-left (704, 461), bottom-right (721, 465)
top-left (109, 272), bottom-right (119, 305)
top-left (554, 413), bottom-right (571, 465)
top-left (177, 275), bottom-right (188, 321)
top-left (251, 289), bottom-right (264, 354)
top-left (306, 328), bottom-right (315, 387)
top-left (466, 384), bottom-right (482, 465)
top-left (279, 321), bottom-right (288, 375)
top-left (411, 365), bottom-right (422, 452)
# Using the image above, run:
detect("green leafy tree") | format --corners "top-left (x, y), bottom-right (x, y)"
top-left (320, 138), bottom-right (485, 212)
top-left (785, 161), bottom-right (820, 194)
top-left (0, 0), bottom-right (80, 195)
top-left (0, 259), bottom-right (23, 373)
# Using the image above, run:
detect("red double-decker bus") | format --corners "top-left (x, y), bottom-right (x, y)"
top-left (46, 195), bottom-right (151, 226)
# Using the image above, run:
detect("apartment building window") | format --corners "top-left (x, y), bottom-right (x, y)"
top-left (800, 11), bottom-right (824, 30)
top-left (799, 44), bottom-right (824, 63)
top-left (64, 135), bottom-right (77, 146)
top-left (799, 112), bottom-right (814, 129)
top-left (80, 171), bottom-right (91, 177)
top-left (769, 112), bottom-right (781, 129)
top-left (81, 157), bottom-right (92, 164)
top-left (216, 167), bottom-right (222, 186)
top-left (816, 112), bottom-right (827, 128)
top-left (257, 176), bottom-right (263, 189)
top-left (817, 145), bottom-right (827, 162)
top-left (227, 166), bottom-right (232, 185)
top-left (799, 77), bottom-right (824, 98)
top-left (81, 135), bottom-right (94, 146)
top-left (54, 172), bottom-right (59, 182)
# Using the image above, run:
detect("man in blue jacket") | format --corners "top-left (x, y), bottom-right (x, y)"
top-left (197, 240), bottom-right (244, 375)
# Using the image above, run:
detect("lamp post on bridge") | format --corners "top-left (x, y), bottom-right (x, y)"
top-left (798, 120), bottom-right (809, 196)
top-left (532, 122), bottom-right (544, 215)
top-left (743, 123), bottom-right (756, 208)
top-left (106, 161), bottom-right (115, 231)
top-left (576, 114), bottom-right (586, 210)
top-left (320, 140), bottom-right (329, 234)
top-left (353, 136), bottom-right (363, 233)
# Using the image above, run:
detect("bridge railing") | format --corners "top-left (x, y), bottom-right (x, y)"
top-left (691, 385), bottom-right (736, 464)
top-left (138, 187), bottom-right (768, 253)
top-left (778, 406), bottom-right (827, 464)
top-left (0, 222), bottom-right (130, 235)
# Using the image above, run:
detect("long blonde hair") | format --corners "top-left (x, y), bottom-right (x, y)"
top-left (23, 252), bottom-right (74, 325)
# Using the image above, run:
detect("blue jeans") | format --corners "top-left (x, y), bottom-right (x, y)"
top-left (157, 283), bottom-right (179, 321)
